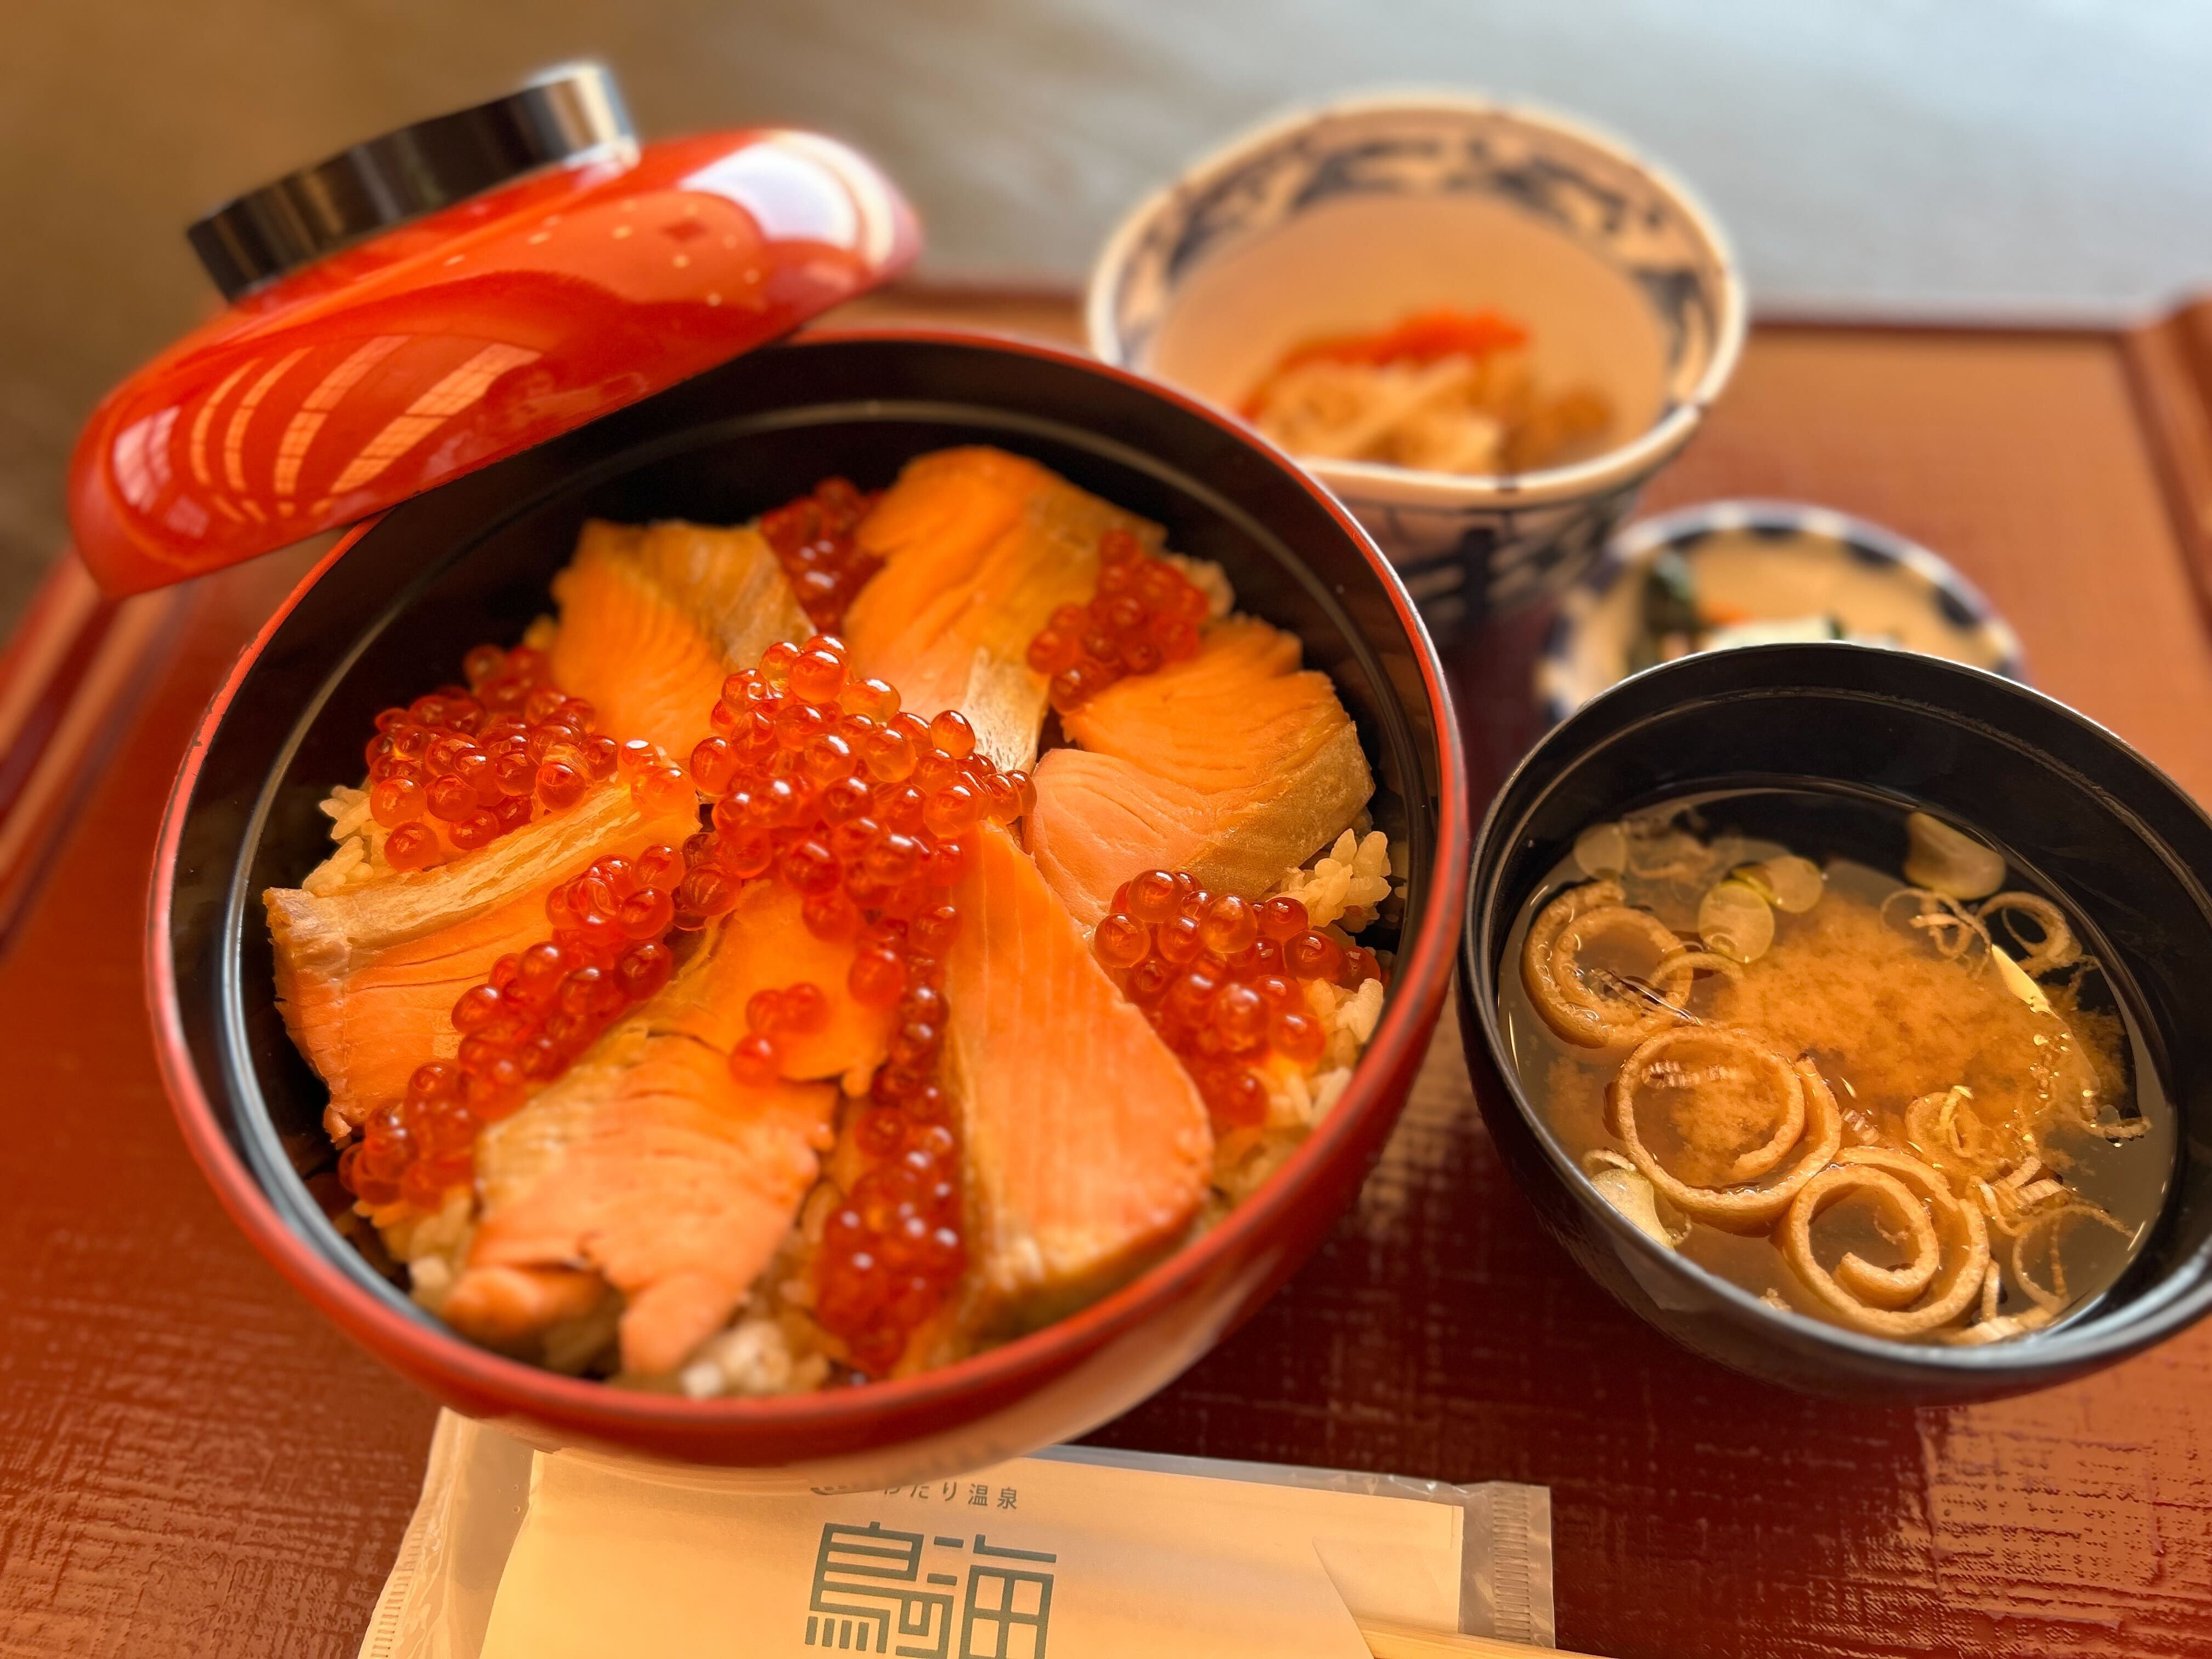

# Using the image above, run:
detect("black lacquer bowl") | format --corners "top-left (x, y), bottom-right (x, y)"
top-left (1459, 642), bottom-right (2212, 1403)
top-left (151, 331), bottom-right (1470, 1480)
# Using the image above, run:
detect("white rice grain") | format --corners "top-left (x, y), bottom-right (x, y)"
top-left (679, 1359), bottom-right (724, 1400)
top-left (1310, 1067), bottom-right (1352, 1122)
top-left (328, 794), bottom-right (373, 842)
top-left (1271, 829), bottom-right (1393, 929)
top-left (704, 1319), bottom-right (797, 1395)
top-left (1340, 978), bottom-right (1385, 1046)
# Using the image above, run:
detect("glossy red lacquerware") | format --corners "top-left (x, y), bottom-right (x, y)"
top-left (101, 67), bottom-right (1462, 1483)
top-left (69, 128), bottom-right (917, 595)
top-left (145, 331), bottom-right (1468, 1482)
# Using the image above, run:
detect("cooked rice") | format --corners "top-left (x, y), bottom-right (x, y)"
top-left (325, 785), bottom-right (374, 840)
top-left (679, 1315), bottom-right (831, 1399)
top-left (1270, 828), bottom-right (1397, 931)
top-left (304, 785), bottom-right (394, 893)
top-left (378, 1190), bottom-right (475, 1313)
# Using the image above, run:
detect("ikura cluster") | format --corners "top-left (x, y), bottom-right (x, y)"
top-left (681, 633), bottom-right (1034, 959)
top-left (811, 970), bottom-right (964, 1376)
top-left (1092, 871), bottom-right (1384, 1131)
top-left (759, 477), bottom-right (884, 631)
top-left (338, 845), bottom-right (686, 1211)
top-left (732, 954), bottom-right (963, 1379)
top-left (363, 642), bottom-right (683, 873)
top-left (1026, 528), bottom-right (1209, 714)
top-left (681, 632), bottom-right (1031, 1375)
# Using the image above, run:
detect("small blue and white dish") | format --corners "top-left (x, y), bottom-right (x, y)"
top-left (1087, 92), bottom-right (1746, 623)
top-left (1536, 500), bottom-right (2028, 725)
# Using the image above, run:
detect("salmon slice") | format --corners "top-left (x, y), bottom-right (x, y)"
top-left (432, 1265), bottom-right (607, 1348)
top-left (1026, 617), bottom-right (1374, 924)
top-left (549, 518), bottom-right (811, 763)
top-left (699, 877), bottom-right (898, 1088)
top-left (452, 889), bottom-right (873, 1376)
top-left (267, 780), bottom-right (702, 1134)
top-left (841, 447), bottom-right (1161, 771)
top-left (944, 823), bottom-right (1213, 1318)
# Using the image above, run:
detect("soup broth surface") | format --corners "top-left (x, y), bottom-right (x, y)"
top-left (1498, 787), bottom-right (2172, 1345)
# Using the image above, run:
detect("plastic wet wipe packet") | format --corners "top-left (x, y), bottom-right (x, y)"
top-left (361, 1412), bottom-right (1552, 1659)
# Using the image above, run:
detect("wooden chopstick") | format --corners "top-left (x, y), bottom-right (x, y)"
top-left (1359, 1617), bottom-right (1610, 1659)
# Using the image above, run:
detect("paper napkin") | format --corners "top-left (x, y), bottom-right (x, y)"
top-left (361, 1412), bottom-right (1551, 1659)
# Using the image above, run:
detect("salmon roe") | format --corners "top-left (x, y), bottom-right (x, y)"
top-left (338, 845), bottom-right (686, 1210)
top-left (686, 633), bottom-right (1031, 1376)
top-left (342, 610), bottom-right (1023, 1373)
top-left (759, 477), bottom-right (884, 631)
top-left (1026, 528), bottom-right (1209, 714)
top-left (812, 966), bottom-right (964, 1376)
top-left (1092, 871), bottom-right (1383, 1131)
top-left (364, 642), bottom-right (672, 871)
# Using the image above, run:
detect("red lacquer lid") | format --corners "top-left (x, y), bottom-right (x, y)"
top-left (68, 65), bottom-right (919, 595)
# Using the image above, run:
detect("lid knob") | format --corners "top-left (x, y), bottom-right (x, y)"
top-left (185, 61), bottom-right (635, 300)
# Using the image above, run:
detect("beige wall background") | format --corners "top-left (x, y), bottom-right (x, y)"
top-left (5, 0), bottom-right (2209, 628)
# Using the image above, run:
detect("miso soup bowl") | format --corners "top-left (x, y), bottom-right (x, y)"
top-left (1459, 642), bottom-right (2212, 1404)
top-left (151, 331), bottom-right (1470, 1484)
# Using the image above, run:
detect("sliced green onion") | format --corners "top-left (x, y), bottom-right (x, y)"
top-left (1699, 878), bottom-right (1776, 963)
top-left (1760, 855), bottom-right (1824, 913)
top-left (1573, 821), bottom-right (1629, 878)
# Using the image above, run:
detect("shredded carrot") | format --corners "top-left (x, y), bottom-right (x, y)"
top-left (1244, 307), bottom-right (1530, 415)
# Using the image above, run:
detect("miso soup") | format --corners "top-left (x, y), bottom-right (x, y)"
top-left (1497, 788), bottom-right (2172, 1346)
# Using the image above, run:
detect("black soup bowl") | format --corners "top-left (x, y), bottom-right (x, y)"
top-left (1458, 642), bottom-right (2212, 1403)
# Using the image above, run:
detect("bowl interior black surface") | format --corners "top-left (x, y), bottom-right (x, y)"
top-left (1465, 643), bottom-right (2212, 1391)
top-left (167, 335), bottom-right (1444, 1321)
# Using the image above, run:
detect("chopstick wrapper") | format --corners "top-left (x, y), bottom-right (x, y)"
top-left (360, 1412), bottom-right (1552, 1659)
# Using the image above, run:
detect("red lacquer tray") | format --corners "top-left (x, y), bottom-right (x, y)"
top-left (5, 286), bottom-right (2212, 1657)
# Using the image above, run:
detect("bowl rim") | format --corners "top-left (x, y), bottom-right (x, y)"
top-left (1085, 87), bottom-right (1748, 512)
top-left (144, 325), bottom-right (1474, 1447)
top-left (1534, 497), bottom-right (2032, 723)
top-left (1462, 639), bottom-right (2212, 1378)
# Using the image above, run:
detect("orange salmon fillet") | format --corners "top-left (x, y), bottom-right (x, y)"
top-left (945, 824), bottom-right (1212, 1315)
top-left (266, 780), bottom-right (702, 1133)
top-left (842, 447), bottom-right (1161, 771)
top-left (451, 881), bottom-right (889, 1376)
top-left (549, 518), bottom-right (811, 764)
top-left (697, 878), bottom-right (898, 1088)
top-left (1027, 617), bottom-right (1373, 924)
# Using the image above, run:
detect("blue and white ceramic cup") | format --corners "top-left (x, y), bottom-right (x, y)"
top-left (1088, 93), bottom-right (1746, 624)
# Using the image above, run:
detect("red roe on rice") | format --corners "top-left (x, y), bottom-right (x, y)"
top-left (337, 845), bottom-right (686, 1211)
top-left (345, 613), bottom-right (1026, 1378)
top-left (1026, 528), bottom-right (1209, 714)
top-left (1090, 872), bottom-right (1383, 1131)
top-left (814, 973), bottom-right (965, 1376)
top-left (361, 642), bottom-right (664, 871)
top-left (758, 477), bottom-right (884, 631)
top-left (682, 634), bottom-right (1031, 1377)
